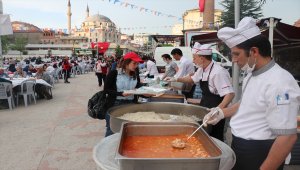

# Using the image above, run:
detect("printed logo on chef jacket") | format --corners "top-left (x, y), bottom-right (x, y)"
top-left (276, 92), bottom-right (290, 105)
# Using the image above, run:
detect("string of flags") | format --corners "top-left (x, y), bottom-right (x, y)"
top-left (13, 21), bottom-right (221, 34)
top-left (101, 0), bottom-right (206, 26)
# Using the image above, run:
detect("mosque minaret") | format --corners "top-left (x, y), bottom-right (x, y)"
top-left (86, 4), bottom-right (90, 18)
top-left (67, 0), bottom-right (72, 34)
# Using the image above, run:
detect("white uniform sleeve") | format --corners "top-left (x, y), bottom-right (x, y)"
top-left (265, 79), bottom-right (300, 135)
top-left (191, 69), bottom-right (203, 83)
top-left (146, 61), bottom-right (151, 73)
top-left (213, 70), bottom-right (234, 97)
top-left (174, 62), bottom-right (185, 79)
top-left (174, 58), bottom-right (194, 79)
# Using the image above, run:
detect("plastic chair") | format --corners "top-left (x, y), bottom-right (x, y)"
top-left (84, 64), bottom-right (90, 74)
top-left (16, 79), bottom-right (36, 107)
top-left (0, 82), bottom-right (15, 110)
top-left (71, 67), bottom-right (76, 78)
top-left (53, 68), bottom-right (60, 83)
top-left (49, 75), bottom-right (55, 88)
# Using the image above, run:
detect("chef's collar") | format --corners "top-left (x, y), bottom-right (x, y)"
top-left (203, 61), bottom-right (214, 72)
top-left (252, 59), bottom-right (275, 76)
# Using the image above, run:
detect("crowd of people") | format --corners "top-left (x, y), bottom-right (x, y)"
top-left (1, 16), bottom-right (299, 170)
top-left (0, 55), bottom-right (117, 108)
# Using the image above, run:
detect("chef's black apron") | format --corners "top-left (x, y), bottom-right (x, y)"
top-left (232, 135), bottom-right (284, 170)
top-left (199, 63), bottom-right (225, 141)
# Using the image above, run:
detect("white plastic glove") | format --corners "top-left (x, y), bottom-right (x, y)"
top-left (203, 107), bottom-right (224, 126)
top-left (164, 77), bottom-right (177, 82)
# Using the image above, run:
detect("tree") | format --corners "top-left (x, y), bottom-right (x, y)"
top-left (0, 35), bottom-right (10, 54)
top-left (220, 0), bottom-right (263, 27)
top-left (11, 37), bottom-right (28, 55)
top-left (115, 45), bottom-right (123, 58)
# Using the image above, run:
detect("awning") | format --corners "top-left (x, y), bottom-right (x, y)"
top-left (191, 18), bottom-right (300, 50)
top-left (190, 32), bottom-right (218, 45)
top-left (259, 19), bottom-right (300, 49)
top-left (151, 35), bottom-right (184, 43)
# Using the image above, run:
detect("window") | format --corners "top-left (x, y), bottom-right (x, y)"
top-left (96, 38), bottom-right (98, 42)
top-left (212, 53), bottom-right (221, 62)
top-left (90, 39), bottom-right (92, 42)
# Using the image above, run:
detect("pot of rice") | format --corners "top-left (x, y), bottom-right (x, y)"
top-left (108, 102), bottom-right (210, 133)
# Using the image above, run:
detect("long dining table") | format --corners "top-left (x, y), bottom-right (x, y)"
top-left (5, 78), bottom-right (52, 88)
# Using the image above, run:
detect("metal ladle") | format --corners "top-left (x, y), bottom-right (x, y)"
top-left (172, 109), bottom-right (219, 149)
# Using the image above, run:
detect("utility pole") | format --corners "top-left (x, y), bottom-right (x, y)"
top-left (232, 0), bottom-right (241, 103)
top-left (0, 0), bottom-right (3, 63)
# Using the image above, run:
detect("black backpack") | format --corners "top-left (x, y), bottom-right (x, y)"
top-left (87, 90), bottom-right (111, 119)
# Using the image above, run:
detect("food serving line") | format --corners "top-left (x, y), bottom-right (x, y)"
top-left (93, 102), bottom-right (236, 170)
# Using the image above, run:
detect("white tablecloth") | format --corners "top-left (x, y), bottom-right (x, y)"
top-left (7, 78), bottom-right (52, 88)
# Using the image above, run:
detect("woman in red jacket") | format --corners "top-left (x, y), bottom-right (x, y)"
top-left (62, 56), bottom-right (71, 83)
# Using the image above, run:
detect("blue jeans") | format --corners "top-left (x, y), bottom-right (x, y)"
top-left (105, 99), bottom-right (134, 137)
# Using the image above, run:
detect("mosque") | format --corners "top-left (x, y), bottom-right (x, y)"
top-left (8, 0), bottom-right (125, 56)
top-left (69, 0), bottom-right (121, 44)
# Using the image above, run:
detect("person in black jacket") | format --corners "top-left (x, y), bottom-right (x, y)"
top-left (103, 52), bottom-right (143, 137)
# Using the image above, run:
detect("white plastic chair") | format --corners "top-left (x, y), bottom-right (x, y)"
top-left (0, 82), bottom-right (15, 110)
top-left (84, 64), bottom-right (90, 74)
top-left (71, 67), bottom-right (76, 78)
top-left (49, 75), bottom-right (55, 88)
top-left (52, 68), bottom-right (60, 83)
top-left (16, 79), bottom-right (36, 107)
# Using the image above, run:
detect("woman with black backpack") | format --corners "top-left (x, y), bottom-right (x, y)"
top-left (103, 52), bottom-right (144, 137)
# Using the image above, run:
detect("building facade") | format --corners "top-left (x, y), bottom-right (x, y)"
top-left (10, 21), bottom-right (44, 44)
top-left (172, 9), bottom-right (222, 35)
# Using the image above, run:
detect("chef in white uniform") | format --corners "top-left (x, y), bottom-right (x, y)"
top-left (166, 43), bottom-right (234, 141)
top-left (203, 17), bottom-right (300, 170)
top-left (165, 48), bottom-right (195, 98)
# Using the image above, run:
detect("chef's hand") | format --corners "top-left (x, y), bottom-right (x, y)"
top-left (122, 92), bottom-right (133, 97)
top-left (203, 107), bottom-right (224, 126)
top-left (164, 77), bottom-right (177, 82)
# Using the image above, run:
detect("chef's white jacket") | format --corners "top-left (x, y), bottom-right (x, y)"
top-left (230, 61), bottom-right (300, 140)
top-left (146, 60), bottom-right (159, 76)
top-left (174, 56), bottom-right (194, 79)
top-left (191, 61), bottom-right (234, 97)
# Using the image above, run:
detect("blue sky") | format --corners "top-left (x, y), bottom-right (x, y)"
top-left (2, 0), bottom-right (300, 34)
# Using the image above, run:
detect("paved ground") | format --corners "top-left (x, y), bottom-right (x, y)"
top-left (0, 72), bottom-right (299, 170)
top-left (0, 72), bottom-right (104, 170)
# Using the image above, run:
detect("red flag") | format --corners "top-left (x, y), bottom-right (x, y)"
top-left (199, 0), bottom-right (205, 12)
top-left (91, 42), bottom-right (110, 53)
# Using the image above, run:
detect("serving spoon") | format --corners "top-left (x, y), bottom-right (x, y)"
top-left (172, 109), bottom-right (219, 149)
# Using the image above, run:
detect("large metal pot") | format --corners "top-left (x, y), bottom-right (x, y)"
top-left (116, 122), bottom-right (222, 170)
top-left (108, 102), bottom-right (210, 133)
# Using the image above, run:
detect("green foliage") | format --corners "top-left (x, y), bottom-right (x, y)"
top-left (0, 36), bottom-right (10, 54)
top-left (219, 0), bottom-right (264, 27)
top-left (115, 45), bottom-right (123, 58)
top-left (11, 37), bottom-right (28, 53)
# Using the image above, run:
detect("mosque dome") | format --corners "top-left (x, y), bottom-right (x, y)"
top-left (11, 21), bottom-right (43, 33)
top-left (84, 14), bottom-right (113, 23)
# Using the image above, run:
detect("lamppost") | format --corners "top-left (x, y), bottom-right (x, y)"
top-left (0, 0), bottom-right (3, 63)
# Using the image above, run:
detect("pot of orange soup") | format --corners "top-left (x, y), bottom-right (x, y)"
top-left (115, 122), bottom-right (222, 170)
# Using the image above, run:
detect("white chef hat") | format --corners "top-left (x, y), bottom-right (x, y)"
top-left (217, 17), bottom-right (261, 48)
top-left (192, 42), bottom-right (212, 55)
